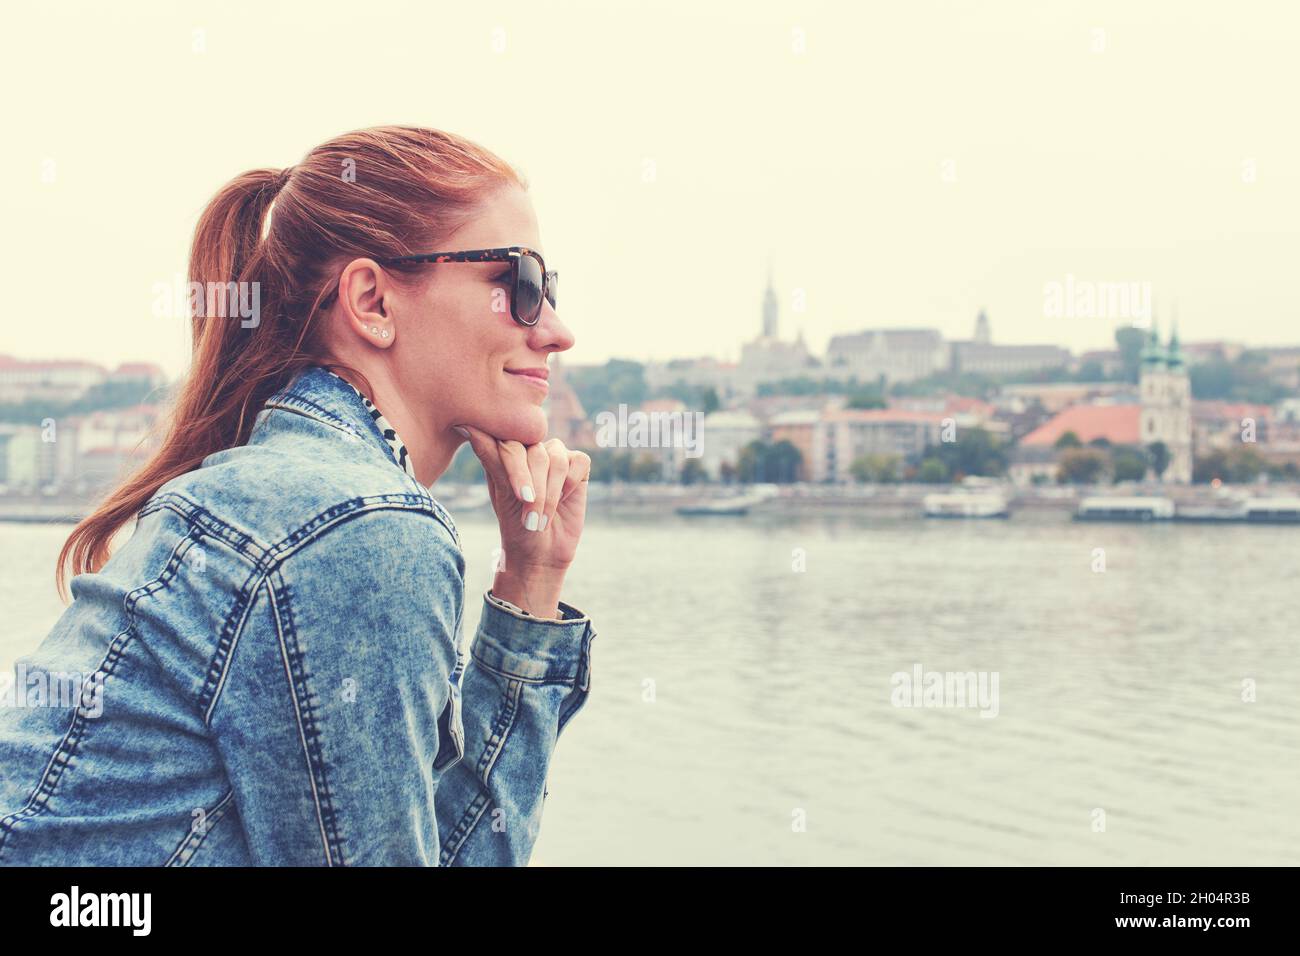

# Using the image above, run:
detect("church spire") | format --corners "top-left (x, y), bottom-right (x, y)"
top-left (1141, 320), bottom-right (1165, 366)
top-left (762, 257), bottom-right (778, 339)
top-left (1166, 320), bottom-right (1184, 369)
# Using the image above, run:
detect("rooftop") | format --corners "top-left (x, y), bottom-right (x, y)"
top-left (1020, 404), bottom-right (1141, 446)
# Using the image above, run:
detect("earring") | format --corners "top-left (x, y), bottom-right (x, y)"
top-left (380, 329), bottom-right (390, 339)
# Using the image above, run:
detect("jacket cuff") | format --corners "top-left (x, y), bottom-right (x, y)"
top-left (473, 590), bottom-right (595, 683)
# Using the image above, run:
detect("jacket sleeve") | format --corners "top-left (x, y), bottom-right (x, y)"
top-left (208, 507), bottom-right (465, 866)
top-left (434, 590), bottom-right (596, 866)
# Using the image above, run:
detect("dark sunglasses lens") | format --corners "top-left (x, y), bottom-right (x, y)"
top-left (515, 255), bottom-right (543, 324)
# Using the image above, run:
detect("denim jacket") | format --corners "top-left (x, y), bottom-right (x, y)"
top-left (0, 365), bottom-right (596, 866)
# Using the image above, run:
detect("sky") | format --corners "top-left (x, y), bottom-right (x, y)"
top-left (2, 0), bottom-right (1297, 378)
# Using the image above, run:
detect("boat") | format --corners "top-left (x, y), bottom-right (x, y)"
top-left (1172, 505), bottom-right (1245, 523)
top-left (1074, 496), bottom-right (1175, 522)
top-left (675, 499), bottom-right (754, 516)
top-left (675, 486), bottom-right (778, 516)
top-left (922, 491), bottom-right (1009, 518)
top-left (1243, 496), bottom-right (1300, 524)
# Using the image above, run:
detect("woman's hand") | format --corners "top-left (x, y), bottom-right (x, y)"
top-left (454, 424), bottom-right (591, 618)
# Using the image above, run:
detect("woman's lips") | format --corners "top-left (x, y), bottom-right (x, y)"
top-left (506, 368), bottom-right (549, 392)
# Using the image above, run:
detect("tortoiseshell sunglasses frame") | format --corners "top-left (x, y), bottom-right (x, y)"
top-left (374, 246), bottom-right (557, 326)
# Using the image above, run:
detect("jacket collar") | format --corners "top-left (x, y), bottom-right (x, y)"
top-left (259, 364), bottom-right (424, 484)
top-left (259, 364), bottom-right (462, 548)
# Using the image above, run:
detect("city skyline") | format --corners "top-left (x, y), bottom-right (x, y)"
top-left (2, 1), bottom-right (1297, 378)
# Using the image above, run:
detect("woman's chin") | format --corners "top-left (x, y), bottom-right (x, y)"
top-left (489, 408), bottom-right (549, 446)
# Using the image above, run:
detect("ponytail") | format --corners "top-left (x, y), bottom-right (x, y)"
top-left (55, 126), bottom-right (523, 599)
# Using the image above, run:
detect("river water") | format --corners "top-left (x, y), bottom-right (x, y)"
top-left (3, 510), bottom-right (1297, 865)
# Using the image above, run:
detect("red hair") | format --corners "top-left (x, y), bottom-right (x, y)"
top-left (57, 125), bottom-right (525, 598)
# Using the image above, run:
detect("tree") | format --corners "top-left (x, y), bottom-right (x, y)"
top-left (916, 458), bottom-right (949, 483)
top-left (735, 439), bottom-right (803, 484)
top-left (680, 457), bottom-right (707, 485)
top-left (589, 448), bottom-right (634, 483)
top-left (1115, 325), bottom-right (1147, 383)
top-left (1111, 447), bottom-right (1149, 483)
top-left (1146, 441), bottom-right (1170, 479)
top-left (1076, 359), bottom-right (1105, 381)
top-left (846, 392), bottom-right (886, 410)
top-left (628, 452), bottom-right (664, 483)
top-left (569, 359), bottom-right (647, 417)
top-left (701, 386), bottom-right (720, 415)
top-left (914, 427), bottom-right (1007, 481)
top-left (766, 440), bottom-right (803, 483)
top-left (736, 441), bottom-right (764, 484)
top-left (850, 452), bottom-right (901, 483)
top-left (1055, 430), bottom-right (1082, 450)
top-left (1057, 448), bottom-right (1109, 484)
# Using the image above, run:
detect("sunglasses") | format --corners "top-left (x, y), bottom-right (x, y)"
top-left (375, 245), bottom-right (557, 327)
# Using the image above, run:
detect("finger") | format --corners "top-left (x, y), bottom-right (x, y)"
top-left (539, 439), bottom-right (568, 531)
top-left (523, 442), bottom-right (550, 531)
top-left (560, 450), bottom-right (591, 503)
top-left (497, 440), bottom-right (536, 511)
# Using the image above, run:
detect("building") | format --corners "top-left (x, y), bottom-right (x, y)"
top-left (1020, 404), bottom-right (1142, 448)
top-left (1138, 326), bottom-right (1193, 483)
top-left (825, 328), bottom-right (947, 385)
top-left (1015, 327), bottom-right (1194, 483)
top-left (0, 404), bottom-right (159, 494)
top-left (1192, 401), bottom-right (1272, 451)
top-left (733, 268), bottom-right (818, 395)
top-left (999, 381), bottom-right (1131, 415)
top-left (0, 355), bottom-right (107, 403)
top-left (0, 426), bottom-right (48, 489)
top-left (948, 311), bottom-right (1071, 377)
top-left (816, 408), bottom-right (947, 482)
top-left (1181, 341), bottom-right (1244, 366)
top-left (543, 357), bottom-right (597, 449)
top-left (0, 356), bottom-right (167, 405)
top-left (699, 410), bottom-right (762, 480)
top-left (1075, 349), bottom-right (1126, 378)
top-left (1254, 346), bottom-right (1300, 391)
top-left (768, 409), bottom-right (821, 482)
top-left (631, 398), bottom-right (693, 480)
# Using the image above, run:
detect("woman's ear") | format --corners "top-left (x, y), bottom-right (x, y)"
top-left (337, 258), bottom-right (395, 347)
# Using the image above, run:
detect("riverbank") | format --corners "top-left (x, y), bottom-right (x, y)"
top-left (8, 481), bottom-right (1300, 523)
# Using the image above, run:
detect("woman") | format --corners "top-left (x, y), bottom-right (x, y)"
top-left (0, 126), bottom-right (595, 866)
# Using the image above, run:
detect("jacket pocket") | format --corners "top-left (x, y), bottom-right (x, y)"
top-left (433, 676), bottom-right (465, 772)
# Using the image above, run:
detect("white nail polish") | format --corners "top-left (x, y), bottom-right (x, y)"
top-left (525, 511), bottom-right (539, 531)
top-left (521, 485), bottom-right (536, 502)
top-left (539, 514), bottom-right (548, 530)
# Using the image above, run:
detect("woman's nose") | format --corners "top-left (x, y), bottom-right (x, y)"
top-left (528, 301), bottom-right (575, 352)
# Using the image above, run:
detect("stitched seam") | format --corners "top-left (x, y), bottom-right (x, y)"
top-left (267, 573), bottom-right (344, 866)
top-left (262, 396), bottom-right (352, 431)
top-left (467, 648), bottom-right (581, 686)
top-left (267, 496), bottom-right (459, 564)
top-left (441, 679), bottom-right (522, 864)
top-left (138, 493), bottom-right (273, 560)
top-left (201, 498), bottom-right (460, 725)
top-left (0, 532), bottom-right (197, 861)
top-left (261, 379), bottom-right (463, 546)
top-left (165, 789), bottom-right (235, 867)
